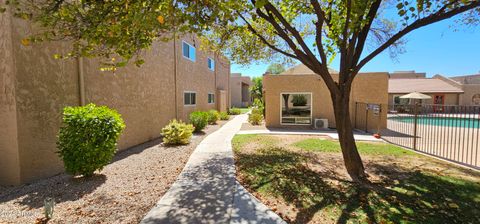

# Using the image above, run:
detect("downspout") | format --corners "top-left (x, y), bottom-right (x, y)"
top-left (77, 57), bottom-right (86, 106)
top-left (173, 36), bottom-right (178, 119)
top-left (214, 53), bottom-right (218, 110)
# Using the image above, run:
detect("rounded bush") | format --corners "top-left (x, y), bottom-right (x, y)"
top-left (228, 108), bottom-right (241, 115)
top-left (189, 111), bottom-right (209, 132)
top-left (248, 113), bottom-right (263, 125)
top-left (219, 112), bottom-right (230, 120)
top-left (161, 119), bottom-right (194, 145)
top-left (207, 110), bottom-right (220, 124)
top-left (57, 103), bottom-right (125, 177)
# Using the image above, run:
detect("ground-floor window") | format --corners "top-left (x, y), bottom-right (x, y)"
top-left (208, 93), bottom-right (215, 104)
top-left (281, 93), bottom-right (312, 125)
top-left (184, 92), bottom-right (196, 106)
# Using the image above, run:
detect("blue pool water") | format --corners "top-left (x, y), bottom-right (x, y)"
top-left (388, 116), bottom-right (480, 128)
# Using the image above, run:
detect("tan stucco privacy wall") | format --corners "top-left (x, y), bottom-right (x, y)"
top-left (0, 10), bottom-right (230, 185)
top-left (263, 73), bottom-right (389, 131)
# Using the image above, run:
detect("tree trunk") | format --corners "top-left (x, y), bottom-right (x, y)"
top-left (331, 92), bottom-right (367, 182)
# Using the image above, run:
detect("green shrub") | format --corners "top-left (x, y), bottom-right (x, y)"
top-left (228, 107), bottom-right (241, 115)
top-left (57, 103), bottom-right (125, 177)
top-left (189, 111), bottom-right (209, 132)
top-left (252, 98), bottom-right (264, 112)
top-left (207, 110), bottom-right (220, 124)
top-left (161, 119), bottom-right (194, 145)
top-left (248, 113), bottom-right (263, 125)
top-left (251, 107), bottom-right (263, 115)
top-left (219, 112), bottom-right (230, 120)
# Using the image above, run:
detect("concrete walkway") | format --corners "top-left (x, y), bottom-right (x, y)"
top-left (141, 114), bottom-right (286, 224)
top-left (237, 129), bottom-right (384, 142)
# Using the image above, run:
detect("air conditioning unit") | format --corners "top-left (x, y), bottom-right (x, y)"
top-left (314, 119), bottom-right (328, 129)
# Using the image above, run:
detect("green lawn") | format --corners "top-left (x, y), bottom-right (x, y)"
top-left (239, 107), bottom-right (251, 114)
top-left (233, 134), bottom-right (480, 224)
top-left (292, 138), bottom-right (417, 156)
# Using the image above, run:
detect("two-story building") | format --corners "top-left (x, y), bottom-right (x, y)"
top-left (0, 11), bottom-right (230, 185)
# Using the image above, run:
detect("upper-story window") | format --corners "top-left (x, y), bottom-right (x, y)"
top-left (182, 41), bottom-right (196, 62)
top-left (208, 58), bottom-right (215, 71)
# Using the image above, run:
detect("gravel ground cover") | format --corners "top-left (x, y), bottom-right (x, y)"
top-left (0, 119), bottom-right (229, 224)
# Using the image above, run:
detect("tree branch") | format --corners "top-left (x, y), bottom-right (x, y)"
top-left (237, 12), bottom-right (299, 59)
top-left (355, 1), bottom-right (480, 73)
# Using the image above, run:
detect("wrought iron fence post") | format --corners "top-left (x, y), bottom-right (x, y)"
top-left (413, 101), bottom-right (418, 150)
top-left (365, 105), bottom-right (369, 133)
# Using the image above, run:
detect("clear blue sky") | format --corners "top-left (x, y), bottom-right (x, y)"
top-left (231, 18), bottom-right (480, 78)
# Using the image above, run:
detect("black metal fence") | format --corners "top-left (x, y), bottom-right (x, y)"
top-left (354, 102), bottom-right (385, 134)
top-left (382, 104), bottom-right (480, 169)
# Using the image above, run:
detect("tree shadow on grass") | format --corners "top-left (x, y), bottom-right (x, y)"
top-left (0, 174), bottom-right (106, 209)
top-left (235, 147), bottom-right (346, 223)
top-left (235, 147), bottom-right (480, 224)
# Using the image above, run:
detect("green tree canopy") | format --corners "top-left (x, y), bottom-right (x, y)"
top-left (250, 76), bottom-right (263, 103)
top-left (266, 63), bottom-right (285, 74)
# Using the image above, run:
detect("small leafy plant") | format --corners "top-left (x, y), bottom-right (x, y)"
top-left (248, 113), bottom-right (263, 125)
top-left (219, 111), bottom-right (230, 120)
top-left (161, 119), bottom-right (194, 145)
top-left (57, 103), bottom-right (125, 177)
top-left (207, 110), bottom-right (220, 124)
top-left (228, 107), bottom-right (241, 115)
top-left (252, 98), bottom-right (264, 114)
top-left (189, 111), bottom-right (209, 132)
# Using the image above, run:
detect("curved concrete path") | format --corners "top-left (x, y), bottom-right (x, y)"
top-left (141, 114), bottom-right (286, 224)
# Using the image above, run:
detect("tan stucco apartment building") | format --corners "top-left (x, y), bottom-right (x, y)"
top-left (388, 71), bottom-right (480, 108)
top-left (230, 73), bottom-right (252, 108)
top-left (263, 64), bottom-right (388, 132)
top-left (0, 12), bottom-right (230, 185)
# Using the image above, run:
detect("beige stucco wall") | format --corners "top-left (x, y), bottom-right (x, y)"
top-left (10, 17), bottom-right (81, 183)
top-left (230, 74), bottom-right (252, 108)
top-left (460, 85), bottom-right (480, 106)
top-left (0, 9), bottom-right (21, 185)
top-left (263, 73), bottom-right (388, 131)
top-left (82, 41), bottom-right (177, 150)
top-left (1, 15), bottom-right (230, 185)
top-left (433, 75), bottom-right (480, 106)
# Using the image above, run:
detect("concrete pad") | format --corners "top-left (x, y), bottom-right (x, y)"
top-left (237, 129), bottom-right (384, 142)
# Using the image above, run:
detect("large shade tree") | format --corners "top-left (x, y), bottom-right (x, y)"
top-left (3, 0), bottom-right (479, 182)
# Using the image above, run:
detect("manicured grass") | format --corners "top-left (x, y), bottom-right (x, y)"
top-left (239, 107), bottom-right (251, 114)
top-left (292, 138), bottom-right (416, 156)
top-left (232, 134), bottom-right (480, 223)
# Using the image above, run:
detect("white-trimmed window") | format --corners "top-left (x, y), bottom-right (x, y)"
top-left (207, 58), bottom-right (215, 71)
top-left (184, 92), bottom-right (196, 106)
top-left (280, 93), bottom-right (312, 125)
top-left (208, 93), bottom-right (215, 104)
top-left (182, 41), bottom-right (196, 62)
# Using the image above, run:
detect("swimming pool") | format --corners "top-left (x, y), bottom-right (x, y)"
top-left (388, 116), bottom-right (480, 128)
